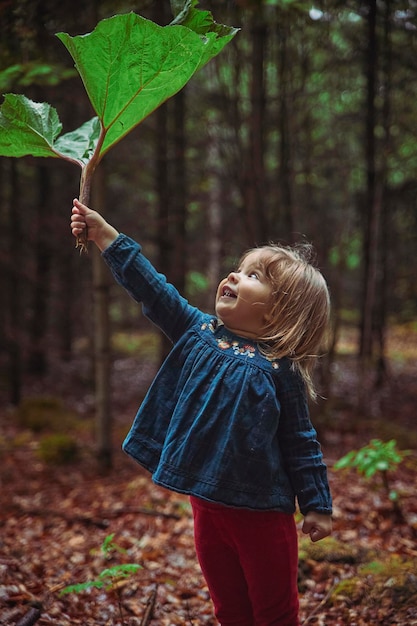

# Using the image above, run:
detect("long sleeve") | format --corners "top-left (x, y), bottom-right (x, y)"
top-left (275, 368), bottom-right (332, 515)
top-left (102, 234), bottom-right (201, 343)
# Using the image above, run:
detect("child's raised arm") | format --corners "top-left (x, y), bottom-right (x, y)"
top-left (71, 199), bottom-right (119, 252)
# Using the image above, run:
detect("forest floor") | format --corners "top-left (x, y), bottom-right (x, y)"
top-left (1, 325), bottom-right (417, 626)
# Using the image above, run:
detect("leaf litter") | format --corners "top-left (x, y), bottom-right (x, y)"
top-left (1, 351), bottom-right (416, 625)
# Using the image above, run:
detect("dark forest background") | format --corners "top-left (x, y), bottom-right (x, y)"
top-left (1, 0), bottom-right (416, 435)
top-left (1, 3), bottom-right (417, 624)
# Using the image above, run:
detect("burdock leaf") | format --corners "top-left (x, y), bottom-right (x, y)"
top-left (0, 93), bottom-right (62, 158)
top-left (57, 11), bottom-right (237, 156)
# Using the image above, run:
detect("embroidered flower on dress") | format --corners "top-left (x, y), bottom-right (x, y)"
top-left (201, 319), bottom-right (279, 367)
top-left (231, 342), bottom-right (256, 358)
top-left (201, 320), bottom-right (217, 334)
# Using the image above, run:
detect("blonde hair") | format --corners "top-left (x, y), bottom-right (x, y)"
top-left (239, 243), bottom-right (331, 400)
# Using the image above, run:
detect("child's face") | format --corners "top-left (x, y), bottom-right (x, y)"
top-left (215, 250), bottom-right (273, 339)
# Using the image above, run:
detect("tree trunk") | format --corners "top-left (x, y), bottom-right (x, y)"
top-left (156, 89), bottom-right (188, 362)
top-left (27, 164), bottom-right (52, 376)
top-left (360, 0), bottom-right (379, 363)
top-left (91, 165), bottom-right (112, 470)
top-left (356, 0), bottom-right (384, 410)
top-left (171, 89), bottom-right (187, 295)
top-left (58, 192), bottom-right (76, 362)
top-left (153, 0), bottom-right (173, 363)
top-left (206, 118), bottom-right (223, 307)
top-left (375, 0), bottom-right (392, 387)
top-left (277, 12), bottom-right (295, 241)
top-left (243, 7), bottom-right (267, 245)
top-left (5, 160), bottom-right (23, 405)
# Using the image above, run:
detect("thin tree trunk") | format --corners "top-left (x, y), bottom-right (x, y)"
top-left (153, 0), bottom-right (172, 363)
top-left (27, 164), bottom-right (51, 376)
top-left (6, 161), bottom-right (23, 405)
top-left (277, 13), bottom-right (295, 241)
top-left (91, 165), bottom-right (112, 470)
top-left (154, 100), bottom-right (171, 362)
top-left (375, 0), bottom-right (392, 387)
top-left (360, 0), bottom-right (379, 362)
top-left (171, 89), bottom-right (187, 295)
top-left (243, 7), bottom-right (267, 245)
top-left (207, 119), bottom-right (222, 307)
top-left (155, 110), bottom-right (170, 269)
top-left (357, 0), bottom-right (383, 411)
top-left (157, 88), bottom-right (188, 360)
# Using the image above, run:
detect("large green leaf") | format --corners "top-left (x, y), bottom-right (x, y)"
top-left (0, 6), bottom-right (237, 165)
top-left (0, 93), bottom-right (100, 165)
top-left (170, 0), bottom-right (238, 63)
top-left (0, 94), bottom-right (63, 158)
top-left (57, 11), bottom-right (237, 156)
top-left (55, 117), bottom-right (102, 164)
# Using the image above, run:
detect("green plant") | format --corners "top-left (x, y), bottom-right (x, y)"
top-left (0, 1), bottom-right (238, 252)
top-left (38, 433), bottom-right (79, 464)
top-left (60, 534), bottom-right (142, 625)
top-left (18, 396), bottom-right (65, 432)
top-left (334, 439), bottom-right (410, 517)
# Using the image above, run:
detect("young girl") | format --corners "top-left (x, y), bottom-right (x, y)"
top-left (71, 199), bottom-right (332, 626)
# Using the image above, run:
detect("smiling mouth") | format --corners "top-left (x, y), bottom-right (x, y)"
top-left (221, 287), bottom-right (237, 299)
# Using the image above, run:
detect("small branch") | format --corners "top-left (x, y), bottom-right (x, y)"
top-left (14, 507), bottom-right (110, 529)
top-left (15, 607), bottom-right (42, 626)
top-left (111, 506), bottom-right (181, 521)
top-left (301, 579), bottom-right (339, 625)
top-left (140, 585), bottom-right (158, 626)
top-left (8, 504), bottom-right (181, 527)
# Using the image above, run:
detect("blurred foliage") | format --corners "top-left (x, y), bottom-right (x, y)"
top-left (111, 331), bottom-right (160, 359)
top-left (17, 396), bottom-right (75, 432)
top-left (334, 439), bottom-right (409, 480)
top-left (37, 433), bottom-right (79, 464)
top-left (330, 555), bottom-right (417, 609)
top-left (0, 63), bottom-right (76, 91)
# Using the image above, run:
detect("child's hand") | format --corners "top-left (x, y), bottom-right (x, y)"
top-left (71, 199), bottom-right (119, 251)
top-left (302, 511), bottom-right (332, 542)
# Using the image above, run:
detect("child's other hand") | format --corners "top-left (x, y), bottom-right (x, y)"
top-left (302, 511), bottom-right (332, 542)
top-left (71, 199), bottom-right (119, 251)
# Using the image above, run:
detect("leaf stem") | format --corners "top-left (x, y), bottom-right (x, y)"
top-left (76, 123), bottom-right (106, 253)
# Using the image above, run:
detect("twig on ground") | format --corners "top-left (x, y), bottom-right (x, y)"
top-left (7, 505), bottom-right (181, 528)
top-left (301, 579), bottom-right (339, 625)
top-left (140, 585), bottom-right (158, 626)
top-left (15, 607), bottom-right (42, 626)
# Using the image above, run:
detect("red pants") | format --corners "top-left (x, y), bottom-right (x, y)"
top-left (191, 497), bottom-right (300, 626)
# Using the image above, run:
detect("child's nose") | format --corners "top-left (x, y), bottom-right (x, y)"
top-left (228, 271), bottom-right (238, 283)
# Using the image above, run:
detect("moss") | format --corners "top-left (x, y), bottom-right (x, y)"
top-left (360, 555), bottom-right (417, 605)
top-left (11, 431), bottom-right (33, 447)
top-left (111, 331), bottom-right (160, 359)
top-left (328, 555), bottom-right (417, 610)
top-left (37, 433), bottom-right (79, 465)
top-left (330, 577), bottom-right (366, 604)
top-left (298, 536), bottom-right (368, 591)
top-left (299, 536), bottom-right (364, 565)
top-left (17, 396), bottom-right (77, 433)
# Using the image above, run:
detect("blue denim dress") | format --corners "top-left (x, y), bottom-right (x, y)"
top-left (103, 235), bottom-right (332, 515)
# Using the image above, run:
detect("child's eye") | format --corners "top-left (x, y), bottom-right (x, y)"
top-left (249, 271), bottom-right (259, 279)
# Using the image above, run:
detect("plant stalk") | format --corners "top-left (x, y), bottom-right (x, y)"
top-left (76, 164), bottom-right (94, 253)
top-left (75, 124), bottom-right (106, 253)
